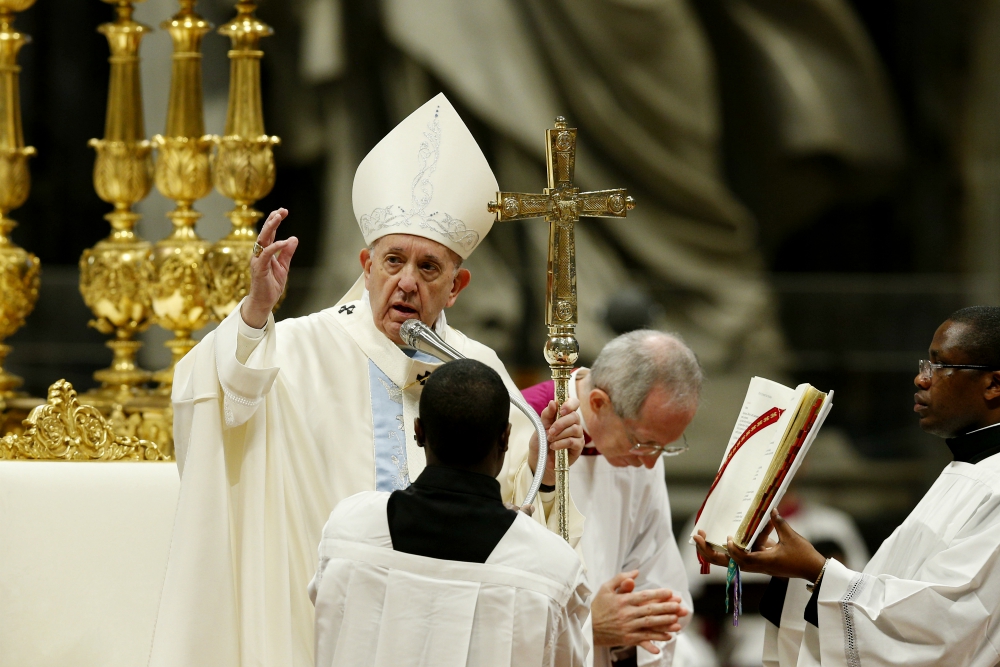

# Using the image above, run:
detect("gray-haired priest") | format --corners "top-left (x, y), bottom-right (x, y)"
top-left (147, 94), bottom-right (586, 667)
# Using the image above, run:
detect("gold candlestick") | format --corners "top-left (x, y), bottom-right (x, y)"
top-left (0, 0), bottom-right (40, 396)
top-left (489, 117), bottom-right (635, 541)
top-left (206, 0), bottom-right (280, 320)
top-left (150, 0), bottom-right (213, 391)
top-left (79, 0), bottom-right (155, 400)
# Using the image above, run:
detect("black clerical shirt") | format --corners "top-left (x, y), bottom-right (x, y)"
top-left (760, 421), bottom-right (1000, 629)
top-left (386, 465), bottom-right (518, 564)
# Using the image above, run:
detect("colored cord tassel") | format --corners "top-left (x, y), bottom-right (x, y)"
top-left (725, 558), bottom-right (743, 626)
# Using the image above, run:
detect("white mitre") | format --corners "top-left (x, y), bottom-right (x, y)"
top-left (352, 93), bottom-right (498, 260)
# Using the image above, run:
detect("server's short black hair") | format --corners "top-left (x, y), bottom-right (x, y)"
top-left (947, 306), bottom-right (1000, 368)
top-left (419, 359), bottom-right (510, 466)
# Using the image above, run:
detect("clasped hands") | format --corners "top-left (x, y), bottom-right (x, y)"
top-left (693, 509), bottom-right (827, 582)
top-left (592, 571), bottom-right (688, 654)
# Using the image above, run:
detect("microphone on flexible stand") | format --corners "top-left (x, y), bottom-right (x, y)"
top-left (400, 318), bottom-right (548, 509)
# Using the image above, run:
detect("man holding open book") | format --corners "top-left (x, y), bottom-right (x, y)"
top-left (695, 306), bottom-right (1000, 667)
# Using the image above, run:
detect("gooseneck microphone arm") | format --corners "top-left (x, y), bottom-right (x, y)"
top-left (399, 318), bottom-right (548, 509)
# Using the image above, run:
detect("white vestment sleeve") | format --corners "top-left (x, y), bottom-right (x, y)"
top-left (215, 299), bottom-right (280, 428)
top-left (761, 578), bottom-right (812, 667)
top-left (236, 312), bottom-right (267, 364)
top-left (814, 545), bottom-right (1000, 667)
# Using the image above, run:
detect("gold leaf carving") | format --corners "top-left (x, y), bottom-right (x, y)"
top-left (0, 380), bottom-right (169, 461)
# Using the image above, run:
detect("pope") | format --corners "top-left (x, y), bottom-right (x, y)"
top-left (148, 94), bottom-right (585, 667)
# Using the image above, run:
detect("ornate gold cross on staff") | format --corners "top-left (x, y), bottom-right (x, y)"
top-left (488, 116), bottom-right (635, 541)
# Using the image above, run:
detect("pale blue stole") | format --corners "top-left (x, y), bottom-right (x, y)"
top-left (369, 347), bottom-right (438, 492)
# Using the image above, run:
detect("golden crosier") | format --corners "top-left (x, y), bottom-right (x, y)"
top-left (0, 0), bottom-right (40, 395)
top-left (79, 0), bottom-right (156, 398)
top-left (489, 117), bottom-right (635, 542)
top-left (207, 0), bottom-right (280, 320)
top-left (150, 0), bottom-right (214, 391)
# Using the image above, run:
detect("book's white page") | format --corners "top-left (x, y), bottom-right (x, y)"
top-left (691, 377), bottom-right (799, 549)
top-left (745, 390), bottom-right (834, 548)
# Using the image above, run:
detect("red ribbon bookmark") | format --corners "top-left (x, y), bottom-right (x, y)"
top-left (695, 406), bottom-right (784, 574)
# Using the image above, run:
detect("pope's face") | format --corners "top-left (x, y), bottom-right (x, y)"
top-left (588, 383), bottom-right (696, 468)
top-left (361, 234), bottom-right (471, 345)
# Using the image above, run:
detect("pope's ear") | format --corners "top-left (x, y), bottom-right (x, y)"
top-left (446, 267), bottom-right (472, 307)
top-left (359, 247), bottom-right (373, 285)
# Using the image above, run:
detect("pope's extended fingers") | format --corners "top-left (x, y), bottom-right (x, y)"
top-left (275, 236), bottom-right (298, 272)
top-left (255, 238), bottom-right (291, 268)
top-left (257, 208), bottom-right (287, 246)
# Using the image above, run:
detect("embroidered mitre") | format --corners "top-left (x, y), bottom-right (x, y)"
top-left (352, 93), bottom-right (498, 259)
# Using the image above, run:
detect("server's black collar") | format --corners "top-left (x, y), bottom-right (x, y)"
top-left (412, 464), bottom-right (503, 501)
top-left (947, 422), bottom-right (1000, 464)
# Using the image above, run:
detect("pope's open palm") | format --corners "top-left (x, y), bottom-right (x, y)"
top-left (242, 208), bottom-right (298, 329)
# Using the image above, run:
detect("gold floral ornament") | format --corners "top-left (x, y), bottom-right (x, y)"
top-left (79, 0), bottom-right (156, 401)
top-left (0, 0), bottom-right (41, 396)
top-left (0, 380), bottom-right (168, 460)
top-left (150, 0), bottom-right (215, 392)
top-left (206, 0), bottom-right (281, 320)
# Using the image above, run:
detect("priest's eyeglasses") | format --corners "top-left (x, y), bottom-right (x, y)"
top-left (918, 359), bottom-right (998, 380)
top-left (629, 433), bottom-right (689, 457)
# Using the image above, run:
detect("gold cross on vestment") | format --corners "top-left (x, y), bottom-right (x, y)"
top-left (487, 116), bottom-right (635, 541)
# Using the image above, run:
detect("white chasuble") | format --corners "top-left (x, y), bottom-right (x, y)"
top-left (763, 454), bottom-right (1000, 667)
top-left (309, 492), bottom-right (591, 667)
top-left (149, 289), bottom-right (583, 667)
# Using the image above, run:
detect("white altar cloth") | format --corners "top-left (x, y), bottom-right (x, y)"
top-left (0, 461), bottom-right (179, 667)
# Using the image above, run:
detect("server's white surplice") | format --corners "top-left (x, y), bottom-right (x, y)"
top-left (764, 454), bottom-right (1000, 667)
top-left (310, 492), bottom-right (591, 667)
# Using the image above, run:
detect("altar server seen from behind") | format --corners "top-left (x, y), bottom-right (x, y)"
top-left (149, 94), bottom-right (585, 667)
top-left (523, 331), bottom-right (698, 667)
top-left (696, 306), bottom-right (1000, 667)
top-left (310, 359), bottom-right (592, 667)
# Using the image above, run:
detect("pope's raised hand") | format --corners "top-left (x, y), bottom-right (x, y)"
top-left (529, 397), bottom-right (584, 486)
top-left (241, 208), bottom-right (298, 329)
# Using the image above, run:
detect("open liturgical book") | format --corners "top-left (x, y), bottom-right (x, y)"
top-left (692, 377), bottom-right (833, 554)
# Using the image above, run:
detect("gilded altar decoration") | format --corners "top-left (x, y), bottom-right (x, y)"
top-left (206, 0), bottom-right (280, 319)
top-left (0, 379), bottom-right (169, 460)
top-left (80, 0), bottom-right (156, 400)
top-left (489, 116), bottom-right (635, 541)
top-left (0, 0), bottom-right (40, 395)
top-left (150, 0), bottom-right (214, 391)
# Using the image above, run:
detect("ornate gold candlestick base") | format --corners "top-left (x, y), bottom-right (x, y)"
top-left (151, 334), bottom-right (196, 387)
top-left (150, 204), bottom-right (211, 392)
top-left (92, 339), bottom-right (150, 391)
top-left (79, 209), bottom-right (155, 400)
top-left (0, 224), bottom-right (40, 395)
top-left (207, 206), bottom-right (263, 319)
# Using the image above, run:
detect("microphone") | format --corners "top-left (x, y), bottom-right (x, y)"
top-left (399, 319), bottom-right (548, 509)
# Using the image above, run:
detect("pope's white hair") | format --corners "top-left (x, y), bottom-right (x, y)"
top-left (589, 330), bottom-right (703, 420)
